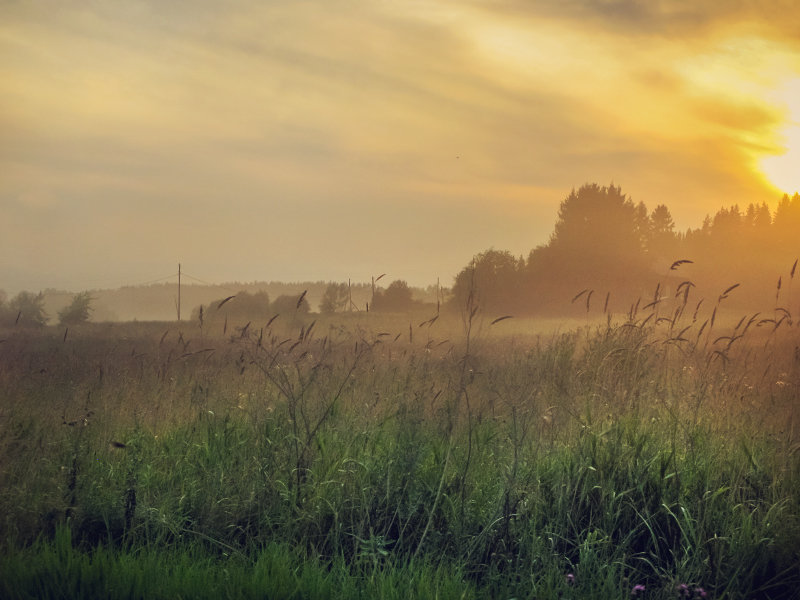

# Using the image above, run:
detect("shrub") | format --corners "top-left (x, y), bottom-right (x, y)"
top-left (58, 292), bottom-right (93, 326)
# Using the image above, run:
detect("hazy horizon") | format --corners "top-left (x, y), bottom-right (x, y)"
top-left (3, 1), bottom-right (799, 296)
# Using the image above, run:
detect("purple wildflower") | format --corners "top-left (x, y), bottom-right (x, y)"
top-left (632, 583), bottom-right (646, 596)
top-left (693, 587), bottom-right (707, 598)
top-left (566, 573), bottom-right (576, 585)
top-left (677, 583), bottom-right (690, 597)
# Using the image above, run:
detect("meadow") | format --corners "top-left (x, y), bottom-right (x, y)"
top-left (0, 293), bottom-right (798, 599)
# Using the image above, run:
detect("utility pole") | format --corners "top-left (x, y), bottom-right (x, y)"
top-left (371, 273), bottom-right (385, 313)
top-left (177, 263), bottom-right (181, 321)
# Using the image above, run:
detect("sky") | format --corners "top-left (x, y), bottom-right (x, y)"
top-left (2, 0), bottom-right (800, 295)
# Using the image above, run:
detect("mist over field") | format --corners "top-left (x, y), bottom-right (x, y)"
top-left (3, 184), bottom-right (800, 599)
top-left (4, 183), bottom-right (800, 328)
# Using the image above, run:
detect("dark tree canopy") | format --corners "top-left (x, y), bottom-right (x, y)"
top-left (58, 292), bottom-right (93, 326)
top-left (523, 184), bottom-right (655, 310)
top-left (372, 280), bottom-right (415, 312)
top-left (192, 291), bottom-right (271, 324)
top-left (450, 249), bottom-right (524, 315)
top-left (272, 293), bottom-right (310, 315)
top-left (319, 282), bottom-right (349, 314)
top-left (1, 291), bottom-right (48, 327)
top-left (447, 183), bottom-right (799, 317)
top-left (548, 183), bottom-right (649, 274)
top-left (773, 192), bottom-right (800, 247)
top-left (648, 204), bottom-right (679, 267)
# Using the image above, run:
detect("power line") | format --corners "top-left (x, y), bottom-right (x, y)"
top-left (32, 267), bottom-right (252, 298)
top-left (126, 273), bottom-right (178, 287)
top-left (180, 272), bottom-right (216, 286)
top-left (181, 272), bottom-right (245, 295)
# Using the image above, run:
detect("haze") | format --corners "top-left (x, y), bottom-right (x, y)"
top-left (3, 1), bottom-right (800, 295)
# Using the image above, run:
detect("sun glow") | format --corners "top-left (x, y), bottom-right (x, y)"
top-left (760, 79), bottom-right (800, 195)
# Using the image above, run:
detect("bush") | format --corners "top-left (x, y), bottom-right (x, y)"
top-left (193, 291), bottom-right (271, 327)
top-left (320, 283), bottom-right (349, 314)
top-left (372, 280), bottom-right (416, 312)
top-left (272, 292), bottom-right (310, 315)
top-left (0, 291), bottom-right (48, 327)
top-left (58, 292), bottom-right (93, 326)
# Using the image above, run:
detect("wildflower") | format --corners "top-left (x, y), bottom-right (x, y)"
top-left (632, 584), bottom-right (646, 596)
top-left (677, 583), bottom-right (690, 597)
top-left (566, 573), bottom-right (575, 585)
top-left (693, 587), bottom-right (707, 598)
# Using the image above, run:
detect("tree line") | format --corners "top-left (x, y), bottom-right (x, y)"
top-left (199, 280), bottom-right (428, 320)
top-left (191, 291), bottom-right (311, 328)
top-left (0, 291), bottom-right (93, 328)
top-left (449, 184), bottom-right (800, 316)
top-left (4, 183), bottom-right (798, 325)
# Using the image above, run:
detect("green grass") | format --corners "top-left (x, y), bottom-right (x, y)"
top-left (1, 306), bottom-right (798, 599)
top-left (1, 526), bottom-right (473, 600)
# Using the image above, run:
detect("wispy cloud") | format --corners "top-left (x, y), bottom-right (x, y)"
top-left (1, 0), bottom-right (798, 293)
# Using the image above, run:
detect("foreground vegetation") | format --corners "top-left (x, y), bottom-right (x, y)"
top-left (1, 294), bottom-right (798, 598)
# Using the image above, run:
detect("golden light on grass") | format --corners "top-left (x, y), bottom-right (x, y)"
top-left (760, 78), bottom-right (800, 195)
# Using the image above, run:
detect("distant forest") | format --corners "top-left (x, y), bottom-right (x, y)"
top-left (449, 183), bottom-right (800, 317)
top-left (3, 183), bottom-right (799, 324)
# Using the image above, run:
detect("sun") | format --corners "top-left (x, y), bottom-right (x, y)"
top-left (761, 123), bottom-right (800, 195)
top-left (760, 79), bottom-right (800, 195)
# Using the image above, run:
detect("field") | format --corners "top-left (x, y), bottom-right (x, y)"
top-left (1, 300), bottom-right (799, 599)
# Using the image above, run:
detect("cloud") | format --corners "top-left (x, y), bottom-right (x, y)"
top-left (1, 0), bottom-right (799, 294)
top-left (475, 0), bottom-right (800, 43)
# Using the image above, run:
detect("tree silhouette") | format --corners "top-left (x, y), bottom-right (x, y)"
top-left (648, 204), bottom-right (679, 268)
top-left (774, 193), bottom-right (800, 253)
top-left (1, 291), bottom-right (48, 327)
top-left (549, 183), bottom-right (647, 263)
top-left (192, 291), bottom-right (271, 325)
top-left (451, 184), bottom-right (798, 316)
top-left (58, 292), bottom-right (93, 326)
top-left (450, 249), bottom-right (524, 315)
top-left (272, 293), bottom-right (310, 315)
top-left (319, 283), bottom-right (349, 314)
top-left (527, 183), bottom-right (651, 309)
top-left (372, 280), bottom-right (415, 312)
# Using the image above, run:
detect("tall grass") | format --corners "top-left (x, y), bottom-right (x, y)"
top-left (0, 288), bottom-right (798, 599)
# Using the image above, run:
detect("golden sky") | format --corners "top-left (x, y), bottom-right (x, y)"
top-left (2, 0), bottom-right (799, 294)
